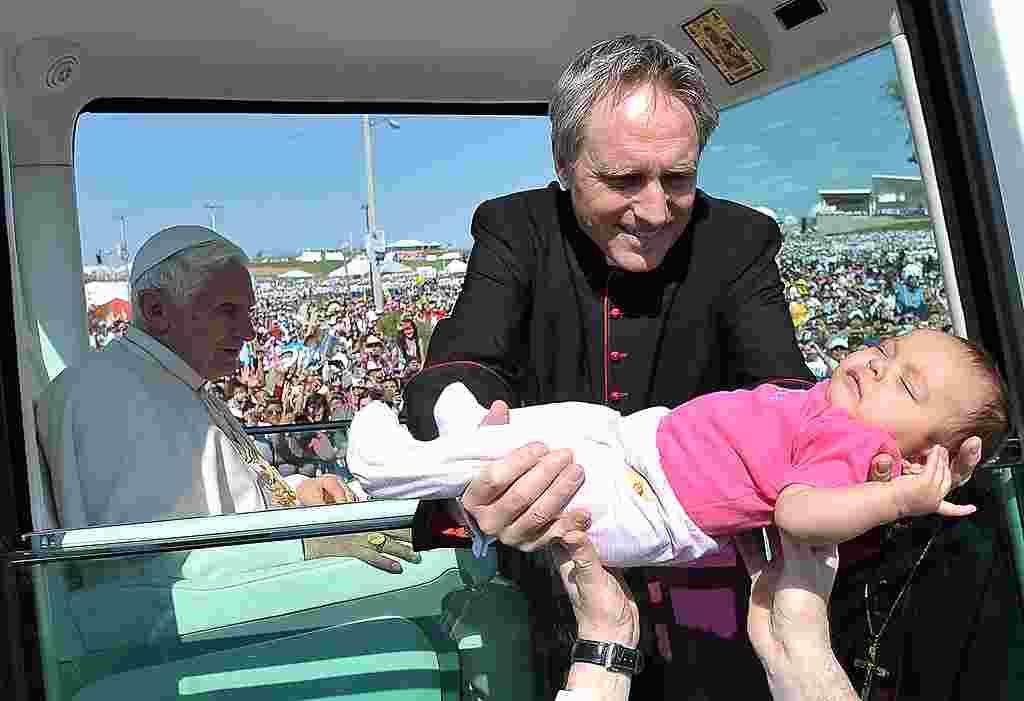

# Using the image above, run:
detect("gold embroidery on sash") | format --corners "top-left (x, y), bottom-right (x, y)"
top-left (201, 387), bottom-right (298, 507)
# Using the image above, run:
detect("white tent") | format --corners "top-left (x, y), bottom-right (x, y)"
top-left (83, 264), bottom-right (122, 275)
top-left (278, 269), bottom-right (314, 279)
top-left (380, 256), bottom-right (413, 274)
top-left (329, 257), bottom-right (370, 277)
top-left (445, 260), bottom-right (468, 274)
top-left (84, 281), bottom-right (130, 307)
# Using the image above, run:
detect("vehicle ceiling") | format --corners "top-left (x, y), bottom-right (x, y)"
top-left (2, 1), bottom-right (899, 109)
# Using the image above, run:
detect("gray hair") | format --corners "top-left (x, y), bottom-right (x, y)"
top-left (131, 239), bottom-right (249, 327)
top-left (550, 34), bottom-right (720, 180)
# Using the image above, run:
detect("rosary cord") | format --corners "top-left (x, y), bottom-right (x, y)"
top-left (864, 524), bottom-right (940, 641)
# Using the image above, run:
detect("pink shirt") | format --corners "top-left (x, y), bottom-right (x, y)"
top-left (656, 381), bottom-right (902, 537)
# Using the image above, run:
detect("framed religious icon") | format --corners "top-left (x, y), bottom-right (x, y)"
top-left (681, 8), bottom-right (766, 85)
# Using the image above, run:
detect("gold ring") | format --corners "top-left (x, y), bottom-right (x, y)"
top-left (367, 533), bottom-right (388, 553)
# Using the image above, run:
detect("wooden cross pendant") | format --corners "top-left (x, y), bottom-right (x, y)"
top-left (855, 638), bottom-right (890, 700)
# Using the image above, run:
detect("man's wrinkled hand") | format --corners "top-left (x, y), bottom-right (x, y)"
top-left (303, 530), bottom-right (422, 574)
top-left (461, 442), bottom-right (590, 552)
top-left (296, 475), bottom-right (357, 506)
top-left (553, 530), bottom-right (639, 648)
top-left (455, 400), bottom-right (589, 551)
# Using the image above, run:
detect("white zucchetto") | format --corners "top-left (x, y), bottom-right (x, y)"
top-left (130, 225), bottom-right (240, 286)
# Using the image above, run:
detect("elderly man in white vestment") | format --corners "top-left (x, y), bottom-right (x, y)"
top-left (35, 225), bottom-right (363, 530)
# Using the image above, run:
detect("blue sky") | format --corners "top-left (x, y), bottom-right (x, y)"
top-left (75, 44), bottom-right (920, 259)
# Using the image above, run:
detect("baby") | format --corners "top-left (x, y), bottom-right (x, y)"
top-left (346, 329), bottom-right (1009, 567)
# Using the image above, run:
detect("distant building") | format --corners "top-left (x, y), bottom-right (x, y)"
top-left (817, 189), bottom-right (872, 215)
top-left (871, 174), bottom-right (928, 216)
top-left (297, 248), bottom-right (350, 262)
top-left (814, 175), bottom-right (927, 234)
top-left (388, 238), bottom-right (445, 260)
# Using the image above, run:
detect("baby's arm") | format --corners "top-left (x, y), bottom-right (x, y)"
top-left (774, 481), bottom-right (902, 545)
top-left (775, 445), bottom-right (975, 545)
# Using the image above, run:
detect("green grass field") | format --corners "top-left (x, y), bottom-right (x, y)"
top-left (248, 257), bottom-right (449, 277)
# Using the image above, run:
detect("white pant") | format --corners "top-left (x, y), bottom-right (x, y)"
top-left (347, 384), bottom-right (718, 567)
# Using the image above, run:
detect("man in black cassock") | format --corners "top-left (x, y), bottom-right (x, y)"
top-left (401, 34), bottom-right (811, 700)
top-left (403, 33), bottom-right (983, 700)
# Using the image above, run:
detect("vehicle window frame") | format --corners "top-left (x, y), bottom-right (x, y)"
top-left (898, 0), bottom-right (1024, 415)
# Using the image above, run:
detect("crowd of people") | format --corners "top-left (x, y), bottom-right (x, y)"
top-left (82, 225), bottom-right (953, 488)
top-left (85, 225), bottom-right (954, 432)
top-left (779, 226), bottom-right (953, 378)
top-left (202, 273), bottom-right (462, 432)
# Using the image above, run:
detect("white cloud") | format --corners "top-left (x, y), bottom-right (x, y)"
top-left (760, 120), bottom-right (792, 133)
top-left (737, 159), bottom-right (769, 170)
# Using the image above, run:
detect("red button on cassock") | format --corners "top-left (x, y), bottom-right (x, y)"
top-left (609, 390), bottom-right (629, 402)
top-left (610, 307), bottom-right (623, 319)
top-left (609, 351), bottom-right (628, 362)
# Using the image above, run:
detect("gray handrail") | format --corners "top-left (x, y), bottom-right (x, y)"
top-left (8, 499), bottom-right (418, 565)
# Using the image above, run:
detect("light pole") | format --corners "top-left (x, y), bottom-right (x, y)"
top-left (362, 115), bottom-right (400, 313)
top-left (114, 215), bottom-right (129, 263)
top-left (344, 230), bottom-right (353, 301)
top-left (204, 202), bottom-right (223, 232)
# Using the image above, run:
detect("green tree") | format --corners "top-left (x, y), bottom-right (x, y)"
top-left (884, 77), bottom-right (918, 164)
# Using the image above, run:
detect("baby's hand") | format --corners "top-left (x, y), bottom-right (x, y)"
top-left (893, 446), bottom-right (976, 519)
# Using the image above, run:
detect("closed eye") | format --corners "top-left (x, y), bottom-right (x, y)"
top-left (902, 378), bottom-right (915, 400)
top-left (878, 343), bottom-right (914, 399)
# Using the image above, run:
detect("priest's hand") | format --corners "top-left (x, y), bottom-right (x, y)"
top-left (296, 475), bottom-right (357, 506)
top-left (436, 400), bottom-right (589, 551)
top-left (459, 400), bottom-right (591, 551)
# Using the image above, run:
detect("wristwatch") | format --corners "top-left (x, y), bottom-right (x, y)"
top-left (570, 639), bottom-right (644, 676)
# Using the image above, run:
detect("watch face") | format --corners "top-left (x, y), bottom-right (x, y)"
top-left (367, 533), bottom-right (387, 547)
top-left (573, 639), bottom-right (643, 675)
top-left (610, 645), bottom-right (643, 674)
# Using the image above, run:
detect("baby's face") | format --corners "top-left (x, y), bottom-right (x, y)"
top-left (828, 329), bottom-right (977, 458)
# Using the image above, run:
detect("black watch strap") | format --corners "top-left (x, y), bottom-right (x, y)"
top-left (571, 639), bottom-right (645, 676)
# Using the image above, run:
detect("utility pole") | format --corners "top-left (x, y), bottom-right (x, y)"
top-left (204, 202), bottom-right (223, 232)
top-left (345, 231), bottom-right (353, 301)
top-left (362, 116), bottom-right (384, 313)
top-left (117, 215), bottom-right (129, 263)
top-left (362, 115), bottom-right (399, 313)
